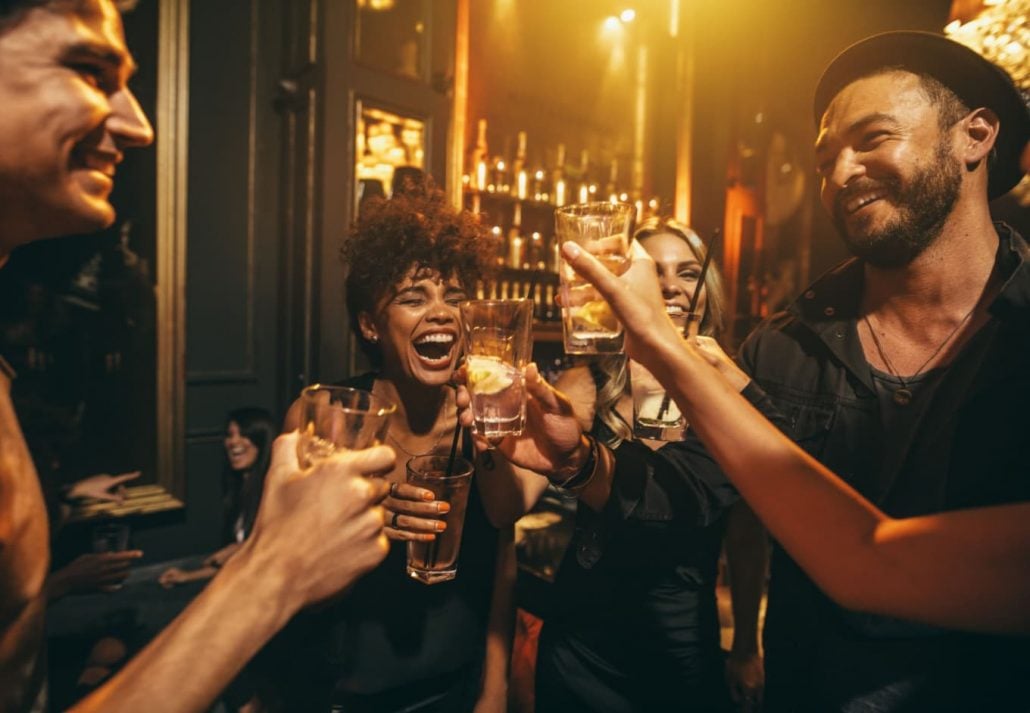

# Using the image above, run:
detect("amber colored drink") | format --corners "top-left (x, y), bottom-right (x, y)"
top-left (405, 456), bottom-right (474, 584)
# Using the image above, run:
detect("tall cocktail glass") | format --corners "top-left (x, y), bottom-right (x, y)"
top-left (459, 299), bottom-right (532, 438)
top-left (296, 385), bottom-right (396, 468)
top-left (631, 312), bottom-right (701, 441)
top-left (555, 202), bottom-right (634, 354)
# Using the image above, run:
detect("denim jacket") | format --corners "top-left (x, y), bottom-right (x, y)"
top-left (741, 223), bottom-right (1030, 712)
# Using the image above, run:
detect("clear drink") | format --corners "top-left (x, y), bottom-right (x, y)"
top-left (560, 251), bottom-right (630, 354)
top-left (554, 202), bottom-right (634, 355)
top-left (296, 385), bottom-right (396, 468)
top-left (467, 356), bottom-right (526, 438)
top-left (459, 300), bottom-right (532, 439)
top-left (405, 456), bottom-right (474, 584)
top-left (631, 361), bottom-right (685, 440)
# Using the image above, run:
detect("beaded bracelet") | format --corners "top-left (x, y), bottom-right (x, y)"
top-left (552, 436), bottom-right (599, 493)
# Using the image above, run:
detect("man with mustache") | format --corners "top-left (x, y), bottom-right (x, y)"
top-left (726, 32), bottom-right (1030, 711)
top-left (0, 2), bottom-right (392, 711)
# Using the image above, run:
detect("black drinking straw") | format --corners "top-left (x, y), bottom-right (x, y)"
top-left (656, 228), bottom-right (721, 421)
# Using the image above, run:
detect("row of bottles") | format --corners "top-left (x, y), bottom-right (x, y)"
top-left (464, 119), bottom-right (639, 208)
top-left (475, 273), bottom-right (560, 322)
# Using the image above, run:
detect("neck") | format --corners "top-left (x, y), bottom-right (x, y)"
top-left (861, 199), bottom-right (997, 326)
top-left (374, 369), bottom-right (452, 435)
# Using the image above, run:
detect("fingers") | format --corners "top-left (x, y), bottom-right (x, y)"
top-left (560, 240), bottom-right (632, 305)
top-left (266, 431), bottom-right (302, 485)
top-left (112, 471), bottom-right (142, 485)
top-left (384, 509), bottom-right (442, 542)
top-left (389, 482), bottom-right (437, 503)
top-left (333, 445), bottom-right (397, 481)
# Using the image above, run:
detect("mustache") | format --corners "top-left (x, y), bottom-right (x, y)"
top-left (833, 177), bottom-right (900, 217)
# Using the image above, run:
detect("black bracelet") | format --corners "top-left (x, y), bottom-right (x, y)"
top-left (553, 436), bottom-right (598, 492)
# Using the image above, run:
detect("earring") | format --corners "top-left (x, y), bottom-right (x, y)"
top-left (368, 334), bottom-right (379, 343)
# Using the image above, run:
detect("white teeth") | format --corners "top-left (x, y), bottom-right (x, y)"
top-left (414, 333), bottom-right (454, 345)
top-left (665, 305), bottom-right (684, 315)
top-left (846, 192), bottom-right (886, 214)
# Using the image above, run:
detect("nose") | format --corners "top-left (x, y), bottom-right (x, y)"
top-left (107, 87), bottom-right (154, 149)
top-left (426, 298), bottom-right (458, 323)
top-left (821, 148), bottom-right (864, 208)
top-left (658, 271), bottom-right (682, 298)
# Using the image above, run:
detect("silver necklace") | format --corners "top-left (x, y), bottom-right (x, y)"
top-left (862, 308), bottom-right (974, 406)
top-left (373, 379), bottom-right (454, 457)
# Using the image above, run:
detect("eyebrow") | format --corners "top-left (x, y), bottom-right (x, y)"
top-left (62, 41), bottom-right (138, 78)
top-left (814, 112), bottom-right (899, 154)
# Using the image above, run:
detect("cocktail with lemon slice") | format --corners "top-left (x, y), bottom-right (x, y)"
top-left (555, 202), bottom-right (634, 354)
top-left (459, 300), bottom-right (533, 438)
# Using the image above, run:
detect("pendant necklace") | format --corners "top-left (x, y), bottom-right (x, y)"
top-left (862, 307), bottom-right (975, 407)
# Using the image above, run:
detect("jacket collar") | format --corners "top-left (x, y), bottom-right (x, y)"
top-left (786, 223), bottom-right (1029, 385)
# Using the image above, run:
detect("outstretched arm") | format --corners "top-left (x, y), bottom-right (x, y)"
top-left (71, 432), bottom-right (393, 712)
top-left (561, 239), bottom-right (1030, 635)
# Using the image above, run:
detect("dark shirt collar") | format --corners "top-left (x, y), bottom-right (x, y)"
top-left (786, 222), bottom-right (1028, 380)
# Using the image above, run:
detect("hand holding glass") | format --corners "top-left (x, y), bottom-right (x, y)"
top-left (459, 299), bottom-right (532, 438)
top-left (555, 202), bottom-right (634, 354)
top-left (405, 455), bottom-right (474, 584)
top-left (297, 385), bottom-right (396, 468)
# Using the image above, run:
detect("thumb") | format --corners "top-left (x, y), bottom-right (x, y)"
top-left (524, 363), bottom-right (561, 412)
top-left (267, 431), bottom-right (302, 485)
top-left (113, 471), bottom-right (142, 485)
top-left (331, 445), bottom-right (397, 486)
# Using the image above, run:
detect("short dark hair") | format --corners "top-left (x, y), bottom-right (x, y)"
top-left (915, 72), bottom-right (971, 129)
top-left (342, 182), bottom-right (496, 365)
top-left (0, 0), bottom-right (134, 28)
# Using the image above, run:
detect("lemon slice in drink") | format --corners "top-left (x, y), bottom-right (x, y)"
top-left (467, 356), bottom-right (514, 395)
top-left (573, 300), bottom-right (618, 332)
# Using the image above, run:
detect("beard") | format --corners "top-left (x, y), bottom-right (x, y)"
top-left (832, 141), bottom-right (961, 268)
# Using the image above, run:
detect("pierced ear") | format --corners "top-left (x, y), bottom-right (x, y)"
top-left (357, 312), bottom-right (378, 343)
top-left (961, 107), bottom-right (1000, 166)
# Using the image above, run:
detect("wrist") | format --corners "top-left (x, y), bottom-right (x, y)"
top-left (550, 435), bottom-right (597, 492)
top-left (223, 539), bottom-right (300, 628)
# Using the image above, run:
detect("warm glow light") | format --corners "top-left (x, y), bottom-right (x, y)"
top-left (603, 16), bottom-right (621, 33)
top-left (620, 9), bottom-right (636, 23)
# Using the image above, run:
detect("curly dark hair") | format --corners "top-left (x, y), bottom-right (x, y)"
top-left (343, 184), bottom-right (496, 365)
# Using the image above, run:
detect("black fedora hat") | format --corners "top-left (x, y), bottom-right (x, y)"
top-left (813, 31), bottom-right (1030, 200)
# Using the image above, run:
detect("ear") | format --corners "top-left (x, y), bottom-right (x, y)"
top-left (357, 311), bottom-right (378, 343)
top-left (958, 107), bottom-right (1000, 167)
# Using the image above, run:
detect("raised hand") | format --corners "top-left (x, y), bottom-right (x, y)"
top-left (240, 431), bottom-right (393, 609)
top-left (455, 363), bottom-right (589, 481)
top-left (560, 240), bottom-right (682, 373)
top-left (48, 551), bottom-right (143, 599)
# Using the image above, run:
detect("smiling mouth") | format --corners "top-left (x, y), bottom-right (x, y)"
top-left (844, 191), bottom-right (888, 215)
top-left (412, 333), bottom-right (456, 363)
top-left (71, 147), bottom-right (118, 179)
top-left (665, 304), bottom-right (686, 317)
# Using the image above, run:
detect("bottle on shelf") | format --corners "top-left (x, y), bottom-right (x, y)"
top-left (470, 118), bottom-right (488, 191)
top-left (512, 131), bottom-right (528, 200)
top-left (551, 143), bottom-right (567, 207)
top-left (576, 149), bottom-right (593, 204)
top-left (606, 159), bottom-right (619, 203)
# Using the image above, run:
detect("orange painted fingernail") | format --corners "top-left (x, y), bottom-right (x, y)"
top-left (435, 521), bottom-right (447, 531)
top-left (437, 502), bottom-right (450, 513)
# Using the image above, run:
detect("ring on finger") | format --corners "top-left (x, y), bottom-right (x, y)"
top-left (391, 511), bottom-right (401, 528)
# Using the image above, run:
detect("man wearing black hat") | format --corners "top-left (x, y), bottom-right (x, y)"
top-left (730, 31), bottom-right (1030, 712)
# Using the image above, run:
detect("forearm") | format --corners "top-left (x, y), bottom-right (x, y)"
top-left (480, 528), bottom-right (516, 705)
top-left (724, 502), bottom-right (767, 655)
top-left (72, 542), bottom-right (296, 712)
top-left (657, 342), bottom-right (1030, 632)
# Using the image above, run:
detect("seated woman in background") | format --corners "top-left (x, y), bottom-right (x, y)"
top-left (159, 407), bottom-right (275, 587)
top-left (535, 219), bottom-right (758, 712)
top-left (271, 183), bottom-right (517, 712)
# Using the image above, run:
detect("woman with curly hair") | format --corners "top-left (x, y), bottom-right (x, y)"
top-left (274, 183), bottom-right (519, 713)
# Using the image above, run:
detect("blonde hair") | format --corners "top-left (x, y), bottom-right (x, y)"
top-left (593, 218), bottom-right (727, 445)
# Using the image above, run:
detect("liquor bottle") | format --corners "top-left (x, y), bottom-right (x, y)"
top-left (606, 159), bottom-right (619, 202)
top-left (577, 149), bottom-right (593, 204)
top-left (469, 119), bottom-right (489, 191)
top-left (551, 143), bottom-right (567, 207)
top-left (511, 131), bottom-right (528, 200)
